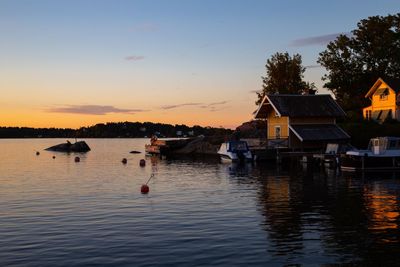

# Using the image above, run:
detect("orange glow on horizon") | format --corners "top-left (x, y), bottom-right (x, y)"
top-left (1, 106), bottom-right (253, 130)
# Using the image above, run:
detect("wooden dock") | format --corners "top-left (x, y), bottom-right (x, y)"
top-left (250, 147), bottom-right (340, 168)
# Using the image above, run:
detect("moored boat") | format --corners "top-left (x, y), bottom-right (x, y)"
top-left (144, 135), bottom-right (194, 155)
top-left (217, 141), bottom-right (253, 162)
top-left (341, 137), bottom-right (400, 171)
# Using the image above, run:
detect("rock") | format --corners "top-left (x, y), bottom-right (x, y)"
top-left (45, 141), bottom-right (91, 152)
top-left (173, 136), bottom-right (220, 155)
top-left (234, 120), bottom-right (266, 139)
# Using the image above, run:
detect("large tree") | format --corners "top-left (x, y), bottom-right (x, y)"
top-left (256, 52), bottom-right (315, 105)
top-left (318, 13), bottom-right (400, 112)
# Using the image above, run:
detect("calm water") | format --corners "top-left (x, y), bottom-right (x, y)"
top-left (1, 139), bottom-right (400, 266)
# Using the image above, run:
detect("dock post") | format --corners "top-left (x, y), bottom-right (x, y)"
top-left (276, 148), bottom-right (281, 164)
top-left (361, 155), bottom-right (365, 170)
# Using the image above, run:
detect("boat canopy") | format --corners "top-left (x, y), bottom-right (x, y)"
top-left (227, 141), bottom-right (249, 152)
top-left (368, 137), bottom-right (400, 151)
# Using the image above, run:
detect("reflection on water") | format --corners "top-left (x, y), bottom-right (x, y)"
top-left (0, 139), bottom-right (400, 266)
top-left (253, 165), bottom-right (400, 265)
top-left (366, 189), bottom-right (399, 231)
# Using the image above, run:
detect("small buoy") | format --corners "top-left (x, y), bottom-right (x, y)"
top-left (74, 156), bottom-right (80, 162)
top-left (52, 156), bottom-right (56, 159)
top-left (122, 158), bottom-right (127, 164)
top-left (141, 184), bottom-right (149, 194)
top-left (139, 159), bottom-right (146, 167)
top-left (36, 151), bottom-right (40, 156)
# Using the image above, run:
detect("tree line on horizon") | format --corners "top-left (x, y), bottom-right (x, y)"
top-left (0, 122), bottom-right (233, 139)
top-left (257, 13), bottom-right (400, 119)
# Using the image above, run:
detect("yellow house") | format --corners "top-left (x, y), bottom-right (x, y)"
top-left (363, 78), bottom-right (400, 122)
top-left (254, 94), bottom-right (349, 149)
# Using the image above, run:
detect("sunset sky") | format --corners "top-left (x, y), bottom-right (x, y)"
top-left (1, 0), bottom-right (399, 129)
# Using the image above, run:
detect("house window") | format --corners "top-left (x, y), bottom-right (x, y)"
top-left (379, 88), bottom-right (389, 100)
top-left (275, 126), bottom-right (281, 139)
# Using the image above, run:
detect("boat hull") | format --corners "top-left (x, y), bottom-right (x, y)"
top-left (218, 153), bottom-right (252, 163)
top-left (341, 154), bottom-right (400, 171)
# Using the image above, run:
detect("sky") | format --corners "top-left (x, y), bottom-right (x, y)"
top-left (1, 0), bottom-right (399, 129)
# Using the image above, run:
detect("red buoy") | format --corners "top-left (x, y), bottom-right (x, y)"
top-left (74, 156), bottom-right (80, 162)
top-left (122, 158), bottom-right (127, 164)
top-left (139, 159), bottom-right (146, 167)
top-left (141, 184), bottom-right (149, 194)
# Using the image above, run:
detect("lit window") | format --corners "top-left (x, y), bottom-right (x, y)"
top-left (275, 126), bottom-right (281, 139)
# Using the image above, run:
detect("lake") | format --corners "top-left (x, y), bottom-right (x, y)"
top-left (1, 139), bottom-right (399, 266)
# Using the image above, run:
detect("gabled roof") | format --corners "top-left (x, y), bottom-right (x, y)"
top-left (365, 77), bottom-right (400, 98)
top-left (254, 94), bottom-right (346, 118)
top-left (289, 124), bottom-right (350, 142)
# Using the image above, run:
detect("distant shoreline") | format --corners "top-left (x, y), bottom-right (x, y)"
top-left (0, 121), bottom-right (233, 139)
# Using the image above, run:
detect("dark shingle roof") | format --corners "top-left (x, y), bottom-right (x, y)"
top-left (383, 77), bottom-right (400, 92)
top-left (290, 124), bottom-right (350, 141)
top-left (267, 94), bottom-right (346, 117)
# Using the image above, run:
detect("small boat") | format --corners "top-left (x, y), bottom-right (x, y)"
top-left (218, 141), bottom-right (253, 162)
top-left (144, 135), bottom-right (194, 155)
top-left (341, 137), bottom-right (400, 171)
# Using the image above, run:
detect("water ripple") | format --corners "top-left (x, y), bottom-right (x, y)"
top-left (1, 139), bottom-right (400, 266)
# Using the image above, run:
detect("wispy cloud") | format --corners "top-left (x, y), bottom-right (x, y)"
top-left (305, 64), bottom-right (322, 69)
top-left (125, 55), bottom-right (145, 61)
top-left (200, 101), bottom-right (228, 108)
top-left (209, 101), bottom-right (227, 106)
top-left (47, 105), bottom-right (147, 115)
top-left (160, 101), bottom-right (228, 111)
top-left (130, 23), bottom-right (158, 32)
top-left (290, 32), bottom-right (350, 47)
top-left (160, 103), bottom-right (202, 110)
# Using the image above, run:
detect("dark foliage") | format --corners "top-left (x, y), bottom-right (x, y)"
top-left (0, 122), bottom-right (233, 138)
top-left (234, 120), bottom-right (266, 139)
top-left (318, 13), bottom-right (400, 114)
top-left (339, 120), bottom-right (400, 149)
top-left (256, 52), bottom-right (316, 105)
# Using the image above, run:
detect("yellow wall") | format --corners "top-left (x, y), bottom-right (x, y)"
top-left (364, 81), bottom-right (397, 119)
top-left (267, 110), bottom-right (289, 139)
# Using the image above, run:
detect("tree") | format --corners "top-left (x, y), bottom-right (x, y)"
top-left (256, 52), bottom-right (316, 105)
top-left (318, 14), bottom-right (400, 113)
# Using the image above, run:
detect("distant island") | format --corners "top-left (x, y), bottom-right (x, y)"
top-left (0, 122), bottom-right (233, 138)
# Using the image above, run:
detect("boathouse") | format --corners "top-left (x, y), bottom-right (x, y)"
top-left (363, 78), bottom-right (400, 123)
top-left (254, 94), bottom-right (350, 150)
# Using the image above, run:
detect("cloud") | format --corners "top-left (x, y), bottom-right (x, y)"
top-left (305, 64), bottom-right (322, 69)
top-left (160, 103), bottom-right (202, 110)
top-left (47, 105), bottom-right (147, 115)
top-left (160, 101), bottom-right (228, 112)
top-left (200, 101), bottom-right (228, 108)
top-left (125, 55), bottom-right (145, 61)
top-left (290, 32), bottom-right (350, 47)
top-left (208, 101), bottom-right (227, 106)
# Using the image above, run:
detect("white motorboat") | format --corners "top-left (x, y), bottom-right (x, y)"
top-left (218, 141), bottom-right (253, 162)
top-left (341, 137), bottom-right (400, 171)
